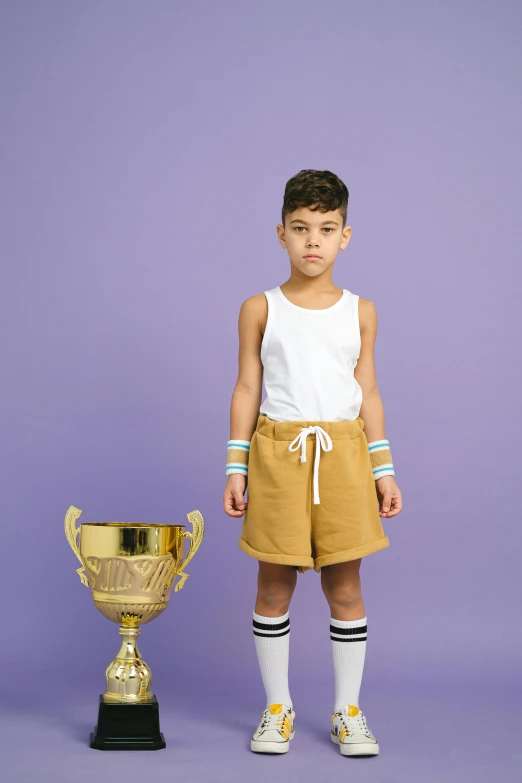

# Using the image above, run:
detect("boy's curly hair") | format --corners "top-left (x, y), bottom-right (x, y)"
top-left (282, 169), bottom-right (349, 228)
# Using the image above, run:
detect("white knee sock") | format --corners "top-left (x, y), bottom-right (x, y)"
top-left (253, 610), bottom-right (292, 708)
top-left (330, 616), bottom-right (367, 711)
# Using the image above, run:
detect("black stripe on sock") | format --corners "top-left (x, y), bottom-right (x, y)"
top-left (329, 624), bottom-right (367, 635)
top-left (253, 618), bottom-right (290, 632)
top-left (330, 636), bottom-right (367, 642)
top-left (253, 628), bottom-right (290, 638)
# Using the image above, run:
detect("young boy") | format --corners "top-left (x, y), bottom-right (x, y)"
top-left (223, 169), bottom-right (402, 757)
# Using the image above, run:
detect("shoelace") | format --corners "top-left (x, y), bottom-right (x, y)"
top-left (288, 425), bottom-right (333, 505)
top-left (260, 709), bottom-right (290, 733)
top-left (337, 711), bottom-right (373, 738)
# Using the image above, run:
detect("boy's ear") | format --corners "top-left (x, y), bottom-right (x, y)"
top-left (341, 225), bottom-right (352, 248)
top-left (276, 223), bottom-right (286, 247)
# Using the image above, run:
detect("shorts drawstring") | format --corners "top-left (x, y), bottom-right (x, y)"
top-left (288, 426), bottom-right (333, 505)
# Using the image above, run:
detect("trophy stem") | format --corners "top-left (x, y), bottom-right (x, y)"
top-left (103, 622), bottom-right (154, 703)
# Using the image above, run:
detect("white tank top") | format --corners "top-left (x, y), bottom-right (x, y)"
top-left (259, 286), bottom-right (362, 422)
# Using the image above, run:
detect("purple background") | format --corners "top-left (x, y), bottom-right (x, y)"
top-left (2, 0), bottom-right (521, 779)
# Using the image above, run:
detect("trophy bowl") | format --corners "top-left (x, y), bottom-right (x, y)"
top-left (64, 505), bottom-right (204, 750)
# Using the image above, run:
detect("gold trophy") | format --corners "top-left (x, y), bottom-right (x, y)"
top-left (64, 504), bottom-right (204, 750)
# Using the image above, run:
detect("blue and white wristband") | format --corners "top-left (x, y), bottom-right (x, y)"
top-left (367, 439), bottom-right (395, 480)
top-left (226, 439), bottom-right (251, 477)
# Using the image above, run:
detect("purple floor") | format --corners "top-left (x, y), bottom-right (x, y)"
top-left (2, 670), bottom-right (520, 783)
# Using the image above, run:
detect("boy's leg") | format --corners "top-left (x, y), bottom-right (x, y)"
top-left (253, 561), bottom-right (297, 708)
top-left (321, 559), bottom-right (367, 710)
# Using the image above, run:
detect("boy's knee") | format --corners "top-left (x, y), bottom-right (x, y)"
top-left (256, 566), bottom-right (297, 612)
top-left (258, 580), bottom-right (294, 606)
top-left (322, 583), bottom-right (362, 610)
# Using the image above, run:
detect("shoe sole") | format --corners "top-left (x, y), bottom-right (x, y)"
top-left (251, 730), bottom-right (295, 754)
top-left (330, 732), bottom-right (379, 756)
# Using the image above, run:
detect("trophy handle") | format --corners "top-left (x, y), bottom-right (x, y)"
top-left (64, 505), bottom-right (90, 587)
top-left (174, 510), bottom-right (205, 592)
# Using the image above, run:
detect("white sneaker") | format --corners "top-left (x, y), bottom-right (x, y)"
top-left (251, 703), bottom-right (295, 754)
top-left (331, 704), bottom-right (379, 756)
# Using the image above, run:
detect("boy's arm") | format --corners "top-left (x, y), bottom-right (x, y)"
top-left (355, 298), bottom-right (402, 517)
top-left (230, 294), bottom-right (265, 441)
top-left (223, 295), bottom-right (265, 518)
top-left (354, 298), bottom-right (386, 442)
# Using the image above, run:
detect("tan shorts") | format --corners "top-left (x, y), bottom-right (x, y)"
top-left (239, 414), bottom-right (390, 572)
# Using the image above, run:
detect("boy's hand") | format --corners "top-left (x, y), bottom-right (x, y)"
top-left (375, 476), bottom-right (402, 518)
top-left (223, 474), bottom-right (248, 518)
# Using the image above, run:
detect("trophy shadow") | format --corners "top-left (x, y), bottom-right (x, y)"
top-left (159, 685), bottom-right (260, 747)
top-left (47, 714), bottom-right (96, 745)
top-left (0, 702), bottom-right (96, 745)
top-left (0, 682), bottom-right (100, 745)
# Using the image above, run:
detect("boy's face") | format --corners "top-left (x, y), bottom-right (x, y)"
top-left (276, 206), bottom-right (352, 279)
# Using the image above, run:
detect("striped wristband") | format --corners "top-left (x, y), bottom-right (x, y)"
top-left (367, 439), bottom-right (395, 480)
top-left (226, 439), bottom-right (251, 477)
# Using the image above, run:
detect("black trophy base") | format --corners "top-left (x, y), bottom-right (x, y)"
top-left (90, 694), bottom-right (166, 750)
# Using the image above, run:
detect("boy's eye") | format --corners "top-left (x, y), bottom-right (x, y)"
top-left (294, 227), bottom-right (334, 233)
